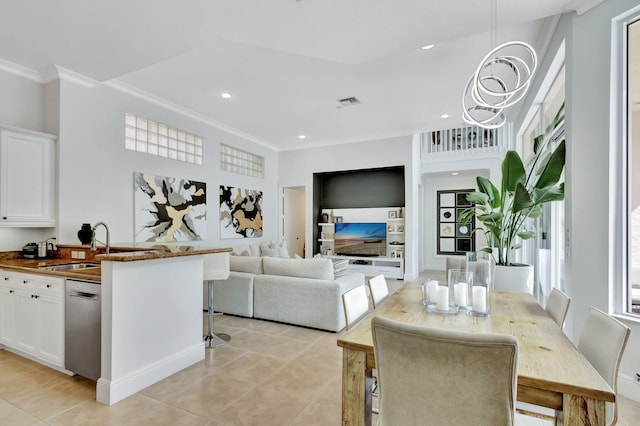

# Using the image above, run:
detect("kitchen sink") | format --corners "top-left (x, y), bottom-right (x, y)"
top-left (40, 262), bottom-right (101, 271)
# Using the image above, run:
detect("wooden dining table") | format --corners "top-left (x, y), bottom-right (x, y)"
top-left (337, 283), bottom-right (614, 426)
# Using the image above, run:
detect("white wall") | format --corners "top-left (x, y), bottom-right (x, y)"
top-left (278, 136), bottom-right (417, 278)
top-left (514, 0), bottom-right (640, 399)
top-left (55, 79), bottom-right (279, 248)
top-left (0, 71), bottom-right (45, 132)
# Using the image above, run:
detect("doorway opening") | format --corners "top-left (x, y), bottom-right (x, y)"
top-left (282, 186), bottom-right (306, 258)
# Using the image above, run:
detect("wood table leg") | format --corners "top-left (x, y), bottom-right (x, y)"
top-left (342, 348), bottom-right (372, 426)
top-left (562, 394), bottom-right (606, 426)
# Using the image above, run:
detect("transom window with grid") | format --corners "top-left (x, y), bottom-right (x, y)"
top-left (220, 144), bottom-right (264, 178)
top-left (125, 113), bottom-right (203, 165)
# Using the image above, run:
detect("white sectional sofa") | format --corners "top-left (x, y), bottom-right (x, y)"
top-left (212, 255), bottom-right (364, 332)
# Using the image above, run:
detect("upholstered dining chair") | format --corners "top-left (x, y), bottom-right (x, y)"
top-left (445, 256), bottom-right (465, 277)
top-left (342, 285), bottom-right (370, 331)
top-left (578, 307), bottom-right (630, 426)
top-left (368, 274), bottom-right (389, 309)
top-left (545, 287), bottom-right (571, 329)
top-left (342, 285), bottom-right (380, 412)
top-left (372, 315), bottom-right (519, 426)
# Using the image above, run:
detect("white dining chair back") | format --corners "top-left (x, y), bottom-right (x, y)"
top-left (578, 307), bottom-right (630, 426)
top-left (368, 274), bottom-right (389, 309)
top-left (372, 315), bottom-right (518, 426)
top-left (342, 285), bottom-right (370, 331)
top-left (545, 288), bottom-right (571, 329)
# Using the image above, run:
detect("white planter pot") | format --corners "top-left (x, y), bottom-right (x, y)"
top-left (493, 264), bottom-right (534, 294)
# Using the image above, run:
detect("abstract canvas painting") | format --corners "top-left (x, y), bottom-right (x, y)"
top-left (134, 172), bottom-right (206, 242)
top-left (219, 185), bottom-right (263, 239)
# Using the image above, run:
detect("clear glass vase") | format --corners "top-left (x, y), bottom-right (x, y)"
top-left (466, 251), bottom-right (493, 316)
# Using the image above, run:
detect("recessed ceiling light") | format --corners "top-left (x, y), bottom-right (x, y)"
top-left (421, 44), bottom-right (435, 50)
top-left (220, 92), bottom-right (232, 99)
top-left (440, 113), bottom-right (450, 119)
top-left (298, 134), bottom-right (306, 140)
top-left (451, 172), bottom-right (459, 176)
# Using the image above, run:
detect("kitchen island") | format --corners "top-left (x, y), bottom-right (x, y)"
top-left (0, 243), bottom-right (232, 406)
top-left (94, 245), bottom-right (231, 405)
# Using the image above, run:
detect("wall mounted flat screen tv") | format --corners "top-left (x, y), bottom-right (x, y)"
top-left (334, 222), bottom-right (387, 257)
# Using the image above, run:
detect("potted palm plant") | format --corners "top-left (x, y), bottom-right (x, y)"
top-left (459, 110), bottom-right (565, 292)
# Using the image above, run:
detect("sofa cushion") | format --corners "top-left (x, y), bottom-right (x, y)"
top-left (230, 255), bottom-right (264, 274)
top-left (262, 257), bottom-right (334, 280)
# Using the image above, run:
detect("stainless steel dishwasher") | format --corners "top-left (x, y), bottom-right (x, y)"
top-left (65, 279), bottom-right (101, 381)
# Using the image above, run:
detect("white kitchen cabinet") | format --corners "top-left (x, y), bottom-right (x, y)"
top-left (0, 271), bottom-right (18, 347)
top-left (0, 125), bottom-right (56, 227)
top-left (1, 270), bottom-right (65, 367)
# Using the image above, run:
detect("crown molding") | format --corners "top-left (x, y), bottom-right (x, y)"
top-left (104, 79), bottom-right (278, 151)
top-left (0, 58), bottom-right (42, 82)
top-left (563, 0), bottom-right (606, 15)
top-left (39, 65), bottom-right (98, 88)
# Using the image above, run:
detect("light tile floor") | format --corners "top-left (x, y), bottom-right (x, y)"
top-left (0, 283), bottom-right (639, 425)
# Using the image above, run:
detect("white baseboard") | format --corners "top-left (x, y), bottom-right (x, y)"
top-left (96, 343), bottom-right (204, 405)
top-left (618, 373), bottom-right (640, 403)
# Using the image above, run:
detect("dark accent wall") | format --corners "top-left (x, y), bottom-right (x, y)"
top-left (315, 166), bottom-right (405, 208)
top-left (313, 166), bottom-right (405, 254)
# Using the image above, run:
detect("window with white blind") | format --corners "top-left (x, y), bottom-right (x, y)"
top-left (125, 113), bottom-right (203, 165)
top-left (220, 144), bottom-right (264, 178)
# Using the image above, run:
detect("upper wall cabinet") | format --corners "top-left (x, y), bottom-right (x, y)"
top-left (0, 126), bottom-right (56, 227)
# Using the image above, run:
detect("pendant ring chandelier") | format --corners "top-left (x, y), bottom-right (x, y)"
top-left (461, 1), bottom-right (537, 129)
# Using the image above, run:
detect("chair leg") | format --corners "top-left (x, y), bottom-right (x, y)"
top-left (203, 281), bottom-right (231, 348)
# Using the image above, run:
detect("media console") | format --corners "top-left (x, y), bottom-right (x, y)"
top-left (326, 255), bottom-right (404, 280)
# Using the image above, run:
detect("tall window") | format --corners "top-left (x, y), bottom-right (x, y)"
top-left (519, 66), bottom-right (565, 305)
top-left (626, 18), bottom-right (640, 315)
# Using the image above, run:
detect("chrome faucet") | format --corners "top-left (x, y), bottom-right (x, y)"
top-left (91, 222), bottom-right (110, 254)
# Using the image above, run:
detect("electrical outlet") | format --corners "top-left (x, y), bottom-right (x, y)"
top-left (71, 251), bottom-right (79, 259)
top-left (77, 251), bottom-right (86, 259)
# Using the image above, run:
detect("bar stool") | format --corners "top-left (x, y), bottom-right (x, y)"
top-left (203, 253), bottom-right (231, 348)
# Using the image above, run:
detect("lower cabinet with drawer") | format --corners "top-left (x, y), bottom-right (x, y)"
top-left (0, 269), bottom-right (65, 368)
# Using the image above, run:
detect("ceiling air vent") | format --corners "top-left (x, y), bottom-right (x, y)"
top-left (338, 97), bottom-right (361, 107)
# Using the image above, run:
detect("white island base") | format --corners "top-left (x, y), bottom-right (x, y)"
top-left (96, 251), bottom-right (229, 405)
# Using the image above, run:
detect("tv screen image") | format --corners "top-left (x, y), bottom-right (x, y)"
top-left (334, 222), bottom-right (387, 256)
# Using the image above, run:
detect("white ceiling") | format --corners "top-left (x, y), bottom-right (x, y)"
top-left (0, 0), bottom-right (602, 150)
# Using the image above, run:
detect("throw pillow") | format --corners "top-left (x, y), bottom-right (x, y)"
top-left (277, 239), bottom-right (290, 258)
top-left (260, 243), bottom-right (280, 257)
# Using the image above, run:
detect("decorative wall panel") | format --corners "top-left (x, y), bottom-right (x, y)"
top-left (219, 185), bottom-right (263, 239)
top-left (437, 189), bottom-right (475, 255)
top-left (134, 172), bottom-right (206, 242)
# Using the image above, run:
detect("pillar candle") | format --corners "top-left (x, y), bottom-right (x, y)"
top-left (427, 280), bottom-right (439, 303)
top-left (455, 282), bottom-right (468, 307)
top-left (472, 286), bottom-right (487, 313)
top-left (436, 286), bottom-right (449, 311)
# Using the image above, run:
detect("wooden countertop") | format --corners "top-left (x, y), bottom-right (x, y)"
top-left (0, 244), bottom-right (232, 283)
top-left (94, 245), bottom-right (231, 262)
